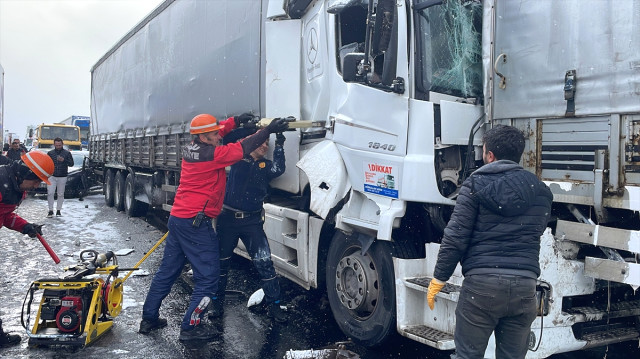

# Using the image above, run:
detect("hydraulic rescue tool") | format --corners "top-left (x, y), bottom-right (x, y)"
top-left (21, 232), bottom-right (168, 347)
top-left (35, 233), bottom-right (61, 264)
top-left (253, 116), bottom-right (323, 129)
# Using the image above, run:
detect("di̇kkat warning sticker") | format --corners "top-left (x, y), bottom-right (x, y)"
top-left (363, 162), bottom-right (399, 198)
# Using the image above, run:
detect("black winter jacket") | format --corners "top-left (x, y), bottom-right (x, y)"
top-left (433, 160), bottom-right (553, 281)
top-left (6, 148), bottom-right (25, 161)
top-left (223, 127), bottom-right (285, 212)
top-left (47, 148), bottom-right (74, 177)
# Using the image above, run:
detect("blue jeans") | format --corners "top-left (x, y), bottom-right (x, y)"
top-left (217, 210), bottom-right (280, 303)
top-left (142, 215), bottom-right (219, 330)
top-left (454, 274), bottom-right (537, 359)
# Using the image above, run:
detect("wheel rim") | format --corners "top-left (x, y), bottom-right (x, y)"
top-left (335, 247), bottom-right (379, 319)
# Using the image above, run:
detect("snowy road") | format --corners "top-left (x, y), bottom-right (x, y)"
top-left (0, 194), bottom-right (636, 358)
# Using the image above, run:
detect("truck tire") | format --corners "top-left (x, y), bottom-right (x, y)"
top-left (104, 169), bottom-right (115, 207)
top-left (124, 173), bottom-right (148, 217)
top-left (326, 232), bottom-right (396, 347)
top-left (113, 171), bottom-right (126, 212)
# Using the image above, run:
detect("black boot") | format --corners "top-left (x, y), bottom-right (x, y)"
top-left (139, 318), bottom-right (167, 334)
top-left (0, 319), bottom-right (20, 348)
top-left (179, 324), bottom-right (219, 341)
top-left (207, 298), bottom-right (224, 319)
top-left (267, 301), bottom-right (288, 323)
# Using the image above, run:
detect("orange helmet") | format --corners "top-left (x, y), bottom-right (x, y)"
top-left (190, 114), bottom-right (224, 134)
top-left (21, 151), bottom-right (54, 185)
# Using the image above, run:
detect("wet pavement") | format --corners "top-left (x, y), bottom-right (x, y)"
top-left (0, 194), bottom-right (637, 358)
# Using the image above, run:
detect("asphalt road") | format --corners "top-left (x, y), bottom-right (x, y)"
top-left (0, 194), bottom-right (637, 359)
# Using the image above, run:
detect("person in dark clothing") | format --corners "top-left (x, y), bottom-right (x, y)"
top-left (6, 139), bottom-right (26, 161)
top-left (0, 151), bottom-right (54, 348)
top-left (209, 127), bottom-right (288, 322)
top-left (0, 154), bottom-right (11, 165)
top-left (46, 138), bottom-right (74, 217)
top-left (427, 125), bottom-right (553, 359)
top-left (139, 113), bottom-right (288, 341)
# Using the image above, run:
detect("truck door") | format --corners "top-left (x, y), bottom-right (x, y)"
top-left (331, 0), bottom-right (410, 199)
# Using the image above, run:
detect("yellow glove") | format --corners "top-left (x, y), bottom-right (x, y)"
top-left (427, 278), bottom-right (446, 310)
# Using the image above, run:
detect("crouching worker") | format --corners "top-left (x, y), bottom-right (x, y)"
top-left (0, 151), bottom-right (54, 348)
top-left (209, 127), bottom-right (288, 323)
top-left (139, 113), bottom-right (289, 341)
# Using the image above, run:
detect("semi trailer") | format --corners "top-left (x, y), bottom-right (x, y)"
top-left (89, 1), bottom-right (640, 357)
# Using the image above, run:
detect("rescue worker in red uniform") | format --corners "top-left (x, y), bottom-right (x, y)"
top-left (0, 151), bottom-right (54, 348)
top-left (139, 113), bottom-right (289, 341)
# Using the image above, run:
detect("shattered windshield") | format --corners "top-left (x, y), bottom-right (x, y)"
top-left (415, 0), bottom-right (482, 100)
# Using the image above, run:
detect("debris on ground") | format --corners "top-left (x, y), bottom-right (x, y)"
top-left (248, 288), bottom-right (265, 307)
top-left (284, 347), bottom-right (360, 359)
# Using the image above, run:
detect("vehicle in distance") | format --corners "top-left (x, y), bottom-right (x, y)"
top-left (31, 150), bottom-right (95, 198)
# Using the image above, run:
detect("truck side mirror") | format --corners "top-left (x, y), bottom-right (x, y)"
top-left (342, 53), bottom-right (365, 83)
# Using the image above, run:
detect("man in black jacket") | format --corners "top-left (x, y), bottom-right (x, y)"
top-left (427, 125), bottom-right (553, 359)
top-left (6, 139), bottom-right (26, 161)
top-left (46, 138), bottom-right (74, 217)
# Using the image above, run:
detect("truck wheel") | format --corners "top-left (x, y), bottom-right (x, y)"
top-left (124, 173), bottom-right (148, 217)
top-left (326, 232), bottom-right (396, 347)
top-left (113, 171), bottom-right (126, 211)
top-left (104, 169), bottom-right (115, 207)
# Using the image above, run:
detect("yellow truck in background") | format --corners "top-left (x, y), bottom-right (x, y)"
top-left (33, 123), bottom-right (82, 150)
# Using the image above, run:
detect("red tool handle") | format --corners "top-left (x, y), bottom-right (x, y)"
top-left (36, 233), bottom-right (61, 264)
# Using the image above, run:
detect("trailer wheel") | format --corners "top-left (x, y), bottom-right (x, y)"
top-left (104, 169), bottom-right (115, 207)
top-left (326, 232), bottom-right (396, 347)
top-left (113, 171), bottom-right (126, 212)
top-left (124, 173), bottom-right (148, 217)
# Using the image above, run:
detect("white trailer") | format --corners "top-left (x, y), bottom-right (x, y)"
top-left (89, 1), bottom-right (640, 357)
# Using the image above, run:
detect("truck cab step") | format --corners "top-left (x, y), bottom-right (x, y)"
top-left (400, 325), bottom-right (455, 350)
top-left (405, 277), bottom-right (461, 294)
top-left (580, 327), bottom-right (639, 348)
top-left (567, 299), bottom-right (640, 321)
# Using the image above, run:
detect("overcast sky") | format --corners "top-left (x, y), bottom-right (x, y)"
top-left (0, 0), bottom-right (163, 140)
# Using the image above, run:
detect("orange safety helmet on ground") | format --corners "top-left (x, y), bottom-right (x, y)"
top-left (190, 114), bottom-right (224, 134)
top-left (21, 151), bottom-right (54, 185)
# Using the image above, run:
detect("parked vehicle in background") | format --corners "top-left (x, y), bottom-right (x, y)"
top-left (88, 1), bottom-right (640, 357)
top-left (58, 115), bottom-right (90, 148)
top-left (3, 133), bottom-right (18, 149)
top-left (33, 123), bottom-right (82, 150)
top-left (31, 150), bottom-right (94, 198)
top-left (23, 125), bottom-right (36, 150)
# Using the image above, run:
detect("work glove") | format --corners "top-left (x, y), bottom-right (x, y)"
top-left (275, 133), bottom-right (286, 147)
top-left (234, 113), bottom-right (255, 127)
top-left (22, 223), bottom-right (43, 238)
top-left (426, 278), bottom-right (446, 310)
top-left (266, 118), bottom-right (289, 134)
top-left (244, 118), bottom-right (259, 129)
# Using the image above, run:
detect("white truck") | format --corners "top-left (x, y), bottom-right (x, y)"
top-left (89, 1), bottom-right (640, 357)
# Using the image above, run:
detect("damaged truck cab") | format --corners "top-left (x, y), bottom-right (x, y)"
top-left (89, 1), bottom-right (640, 357)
